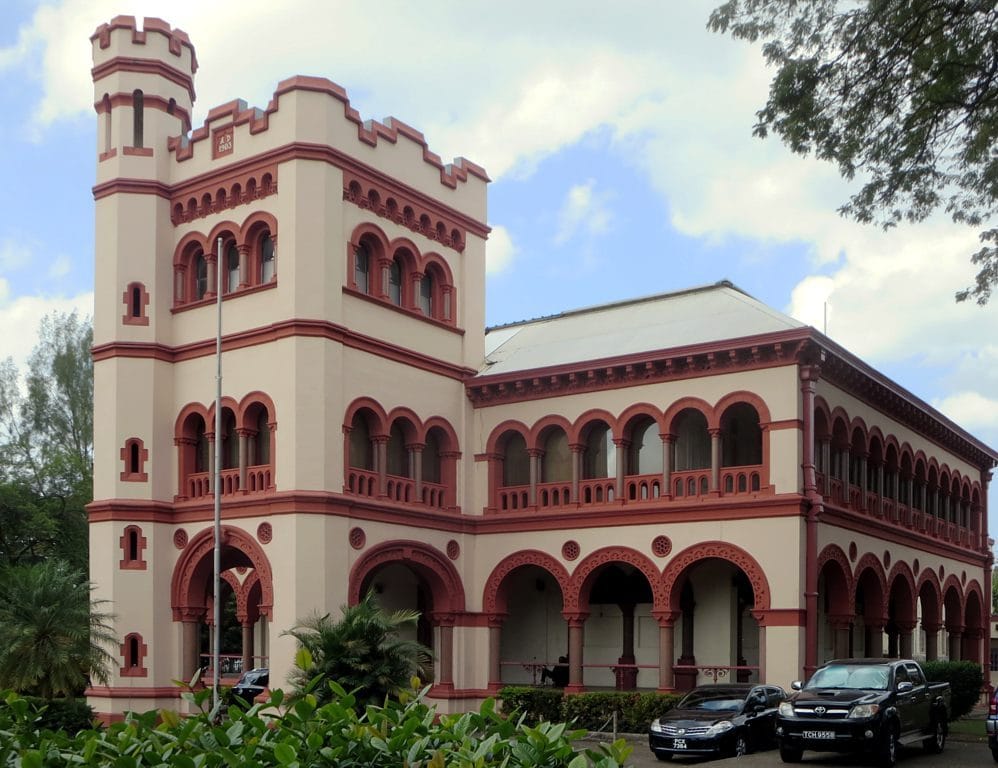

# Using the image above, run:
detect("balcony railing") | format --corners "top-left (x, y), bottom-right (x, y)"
top-left (671, 469), bottom-right (710, 499)
top-left (624, 473), bottom-right (662, 501)
top-left (499, 485), bottom-right (529, 511)
top-left (720, 465), bottom-right (762, 495)
top-left (579, 478), bottom-right (615, 505)
top-left (345, 468), bottom-right (378, 497)
top-left (537, 480), bottom-right (572, 509)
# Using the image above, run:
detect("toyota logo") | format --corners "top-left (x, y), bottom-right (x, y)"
top-left (814, 706), bottom-right (827, 716)
top-left (678, 728), bottom-right (686, 735)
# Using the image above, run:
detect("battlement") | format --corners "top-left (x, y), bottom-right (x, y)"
top-left (167, 75), bottom-right (489, 195)
top-left (91, 16), bottom-right (197, 109)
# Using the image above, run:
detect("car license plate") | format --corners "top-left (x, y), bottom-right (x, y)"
top-left (672, 739), bottom-right (687, 750)
top-left (803, 730), bottom-right (835, 739)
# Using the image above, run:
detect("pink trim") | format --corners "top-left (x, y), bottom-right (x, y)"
top-left (119, 524), bottom-right (147, 570)
top-left (119, 438), bottom-right (149, 482)
top-left (122, 146), bottom-right (154, 157)
top-left (482, 550), bottom-right (571, 614)
top-left (662, 541), bottom-right (772, 612)
top-left (348, 539), bottom-right (465, 612)
top-left (119, 632), bottom-right (148, 677)
top-left (122, 281), bottom-right (150, 325)
top-left (568, 546), bottom-right (664, 612)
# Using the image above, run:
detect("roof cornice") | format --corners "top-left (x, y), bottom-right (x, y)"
top-left (466, 327), bottom-right (998, 470)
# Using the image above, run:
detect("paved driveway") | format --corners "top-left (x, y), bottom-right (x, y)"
top-left (593, 735), bottom-right (991, 768)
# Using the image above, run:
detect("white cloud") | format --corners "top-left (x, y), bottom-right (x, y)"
top-left (932, 392), bottom-right (998, 432)
top-left (0, 238), bottom-right (32, 272)
top-left (47, 255), bottom-right (72, 279)
top-left (554, 179), bottom-right (612, 246)
top-left (0, 290), bottom-right (93, 372)
top-left (486, 225), bottom-right (517, 275)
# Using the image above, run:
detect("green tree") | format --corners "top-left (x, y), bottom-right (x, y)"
top-left (0, 560), bottom-right (116, 698)
top-left (0, 312), bottom-right (92, 570)
top-left (708, 1), bottom-right (998, 303)
top-left (284, 591), bottom-right (433, 708)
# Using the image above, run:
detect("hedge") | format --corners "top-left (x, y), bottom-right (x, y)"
top-left (498, 687), bottom-right (681, 732)
top-left (18, 697), bottom-right (97, 735)
top-left (920, 660), bottom-right (984, 720)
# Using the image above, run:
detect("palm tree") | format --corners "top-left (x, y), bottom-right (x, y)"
top-left (0, 560), bottom-right (116, 698)
top-left (284, 591), bottom-right (433, 708)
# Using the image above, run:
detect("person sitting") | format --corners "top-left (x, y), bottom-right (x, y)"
top-left (541, 656), bottom-right (569, 687)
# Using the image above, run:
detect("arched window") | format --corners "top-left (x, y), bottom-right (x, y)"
top-left (132, 89), bottom-right (144, 148)
top-left (627, 417), bottom-right (662, 475)
top-left (119, 525), bottom-right (147, 570)
top-left (253, 409), bottom-right (270, 466)
top-left (419, 272), bottom-right (433, 316)
top-left (130, 442), bottom-right (140, 473)
top-left (120, 632), bottom-right (147, 677)
top-left (502, 432), bottom-right (530, 486)
top-left (195, 419), bottom-right (209, 473)
top-left (260, 234), bottom-right (275, 282)
top-left (422, 430), bottom-right (442, 484)
top-left (226, 242), bottom-right (240, 293)
top-left (354, 244), bottom-right (370, 294)
top-left (720, 403), bottom-right (762, 467)
top-left (582, 423), bottom-right (614, 479)
top-left (131, 286), bottom-right (142, 317)
top-left (120, 438), bottom-right (148, 482)
top-left (194, 251), bottom-right (208, 300)
top-left (541, 429), bottom-right (571, 482)
top-left (348, 413), bottom-right (374, 470)
top-left (386, 422), bottom-right (409, 477)
top-left (388, 258), bottom-right (403, 305)
top-left (673, 409), bottom-right (710, 470)
top-left (221, 409), bottom-right (238, 470)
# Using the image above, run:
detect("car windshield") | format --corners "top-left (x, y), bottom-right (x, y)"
top-left (805, 664), bottom-right (888, 690)
top-left (238, 669), bottom-right (268, 686)
top-left (677, 690), bottom-right (746, 712)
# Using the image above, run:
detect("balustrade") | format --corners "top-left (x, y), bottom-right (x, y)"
top-left (720, 465), bottom-right (762, 495)
top-left (671, 469), bottom-right (710, 499)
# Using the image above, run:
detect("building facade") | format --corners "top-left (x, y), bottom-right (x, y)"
top-left (88, 16), bottom-right (996, 721)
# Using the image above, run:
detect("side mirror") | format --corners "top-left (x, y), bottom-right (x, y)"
top-left (897, 681), bottom-right (913, 693)
top-left (791, 681), bottom-right (802, 691)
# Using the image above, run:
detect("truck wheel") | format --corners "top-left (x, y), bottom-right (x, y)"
top-left (877, 726), bottom-right (898, 768)
top-left (779, 744), bottom-right (802, 763)
top-left (922, 718), bottom-right (945, 754)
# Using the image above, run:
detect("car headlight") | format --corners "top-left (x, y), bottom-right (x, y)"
top-left (706, 720), bottom-right (734, 736)
top-left (778, 702), bottom-right (795, 718)
top-left (848, 704), bottom-right (880, 719)
top-left (650, 719), bottom-right (665, 733)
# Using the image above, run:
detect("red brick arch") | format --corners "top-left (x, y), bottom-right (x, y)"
top-left (482, 550), bottom-right (571, 614)
top-left (662, 541), bottom-right (771, 611)
top-left (171, 525), bottom-right (273, 620)
top-left (567, 546), bottom-right (664, 612)
top-left (348, 540), bottom-right (465, 613)
top-left (712, 390), bottom-right (772, 430)
top-left (886, 560), bottom-right (917, 624)
top-left (854, 552), bottom-right (888, 619)
top-left (817, 544), bottom-right (854, 615)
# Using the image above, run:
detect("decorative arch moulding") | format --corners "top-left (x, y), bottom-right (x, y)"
top-left (343, 171), bottom-right (467, 253)
top-left (169, 162), bottom-right (278, 225)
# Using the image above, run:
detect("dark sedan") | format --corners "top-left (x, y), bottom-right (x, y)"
top-left (649, 683), bottom-right (787, 760)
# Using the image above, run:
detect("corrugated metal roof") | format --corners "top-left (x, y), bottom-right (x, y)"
top-left (482, 281), bottom-right (804, 375)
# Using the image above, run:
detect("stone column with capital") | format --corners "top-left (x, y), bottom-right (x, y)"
top-left (613, 438), bottom-right (627, 501)
top-left (486, 614), bottom-right (506, 692)
top-left (653, 611), bottom-right (677, 691)
top-left (527, 449), bottom-right (542, 508)
top-left (374, 435), bottom-right (388, 496)
top-left (236, 428), bottom-right (250, 492)
top-left (948, 627), bottom-right (963, 661)
top-left (569, 444), bottom-right (582, 504)
top-left (661, 434), bottom-right (673, 499)
top-left (433, 613), bottom-right (456, 690)
top-left (709, 428), bottom-right (721, 494)
top-left (237, 243), bottom-right (250, 288)
top-left (563, 612), bottom-right (588, 693)
top-left (922, 622), bottom-right (940, 660)
top-left (827, 615), bottom-right (853, 661)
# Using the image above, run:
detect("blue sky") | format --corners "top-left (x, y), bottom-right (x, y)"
top-left (2, 1), bottom-right (998, 536)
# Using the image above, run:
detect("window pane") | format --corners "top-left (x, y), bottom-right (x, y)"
top-left (194, 253), bottom-right (207, 299)
top-left (261, 235), bottom-right (275, 282)
top-left (354, 244), bottom-right (369, 293)
top-left (227, 244), bottom-right (240, 293)
top-left (419, 273), bottom-right (433, 315)
top-left (389, 260), bottom-right (402, 305)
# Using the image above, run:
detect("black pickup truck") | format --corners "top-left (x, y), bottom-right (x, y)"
top-left (775, 658), bottom-right (950, 767)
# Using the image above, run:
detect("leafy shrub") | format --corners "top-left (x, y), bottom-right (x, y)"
top-left (921, 660), bottom-right (984, 720)
top-left (20, 696), bottom-right (96, 735)
top-left (499, 686), bottom-right (564, 724)
top-left (499, 688), bottom-right (680, 732)
top-left (0, 682), bottom-right (632, 767)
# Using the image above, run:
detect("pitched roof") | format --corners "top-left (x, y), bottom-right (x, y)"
top-left (482, 281), bottom-right (803, 375)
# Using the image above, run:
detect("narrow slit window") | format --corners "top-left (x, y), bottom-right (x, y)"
top-left (132, 90), bottom-right (144, 148)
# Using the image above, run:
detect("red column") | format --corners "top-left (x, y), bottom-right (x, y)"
top-left (653, 610), bottom-right (677, 692)
top-left (433, 613), bottom-right (455, 692)
top-left (800, 364), bottom-right (822, 678)
top-left (487, 614), bottom-right (506, 693)
top-left (563, 612), bottom-right (588, 693)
